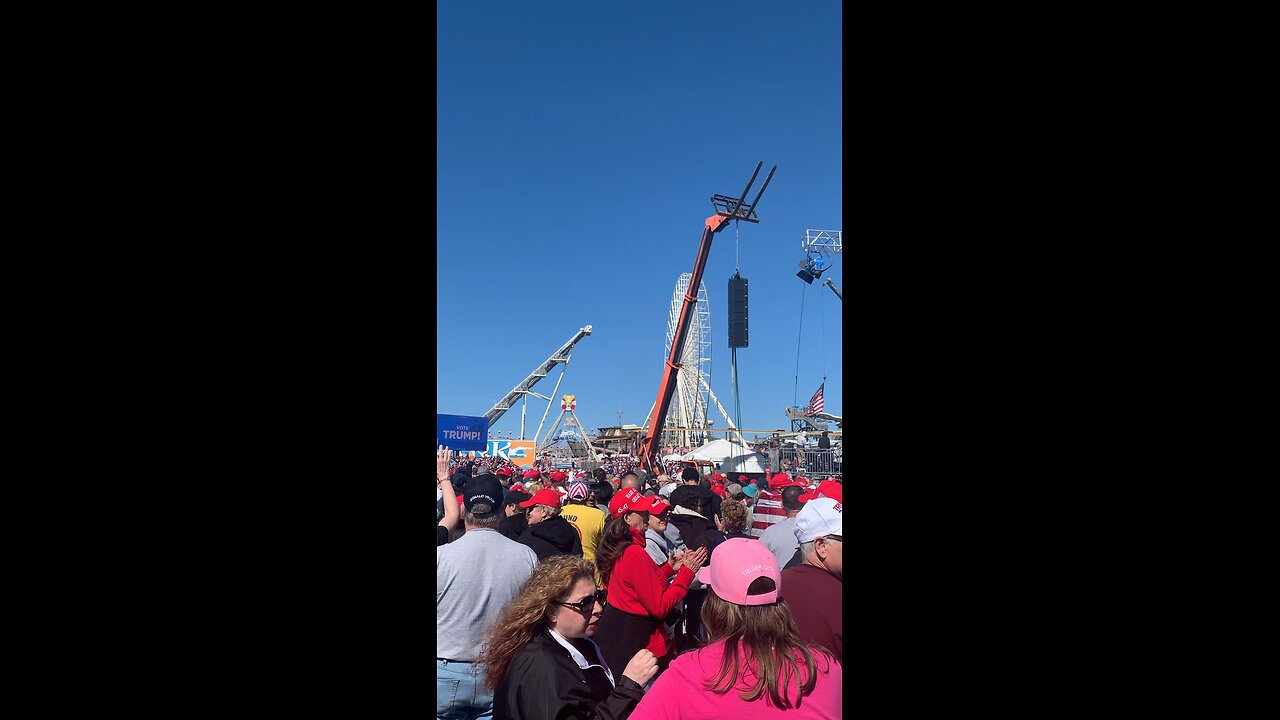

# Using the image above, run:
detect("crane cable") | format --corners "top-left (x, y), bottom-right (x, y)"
top-left (793, 281), bottom-right (806, 407)
top-left (731, 221), bottom-right (743, 436)
top-left (820, 276), bottom-right (826, 384)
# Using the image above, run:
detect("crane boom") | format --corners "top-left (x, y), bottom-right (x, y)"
top-left (823, 278), bottom-right (842, 301)
top-left (638, 163), bottom-right (776, 473)
top-left (483, 325), bottom-right (592, 427)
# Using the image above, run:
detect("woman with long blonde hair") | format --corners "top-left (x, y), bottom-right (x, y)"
top-left (629, 538), bottom-right (841, 719)
top-left (482, 555), bottom-right (658, 720)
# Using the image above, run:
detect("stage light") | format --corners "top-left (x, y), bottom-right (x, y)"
top-left (796, 254), bottom-right (826, 284)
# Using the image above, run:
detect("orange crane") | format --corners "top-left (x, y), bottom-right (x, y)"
top-left (637, 162), bottom-right (776, 474)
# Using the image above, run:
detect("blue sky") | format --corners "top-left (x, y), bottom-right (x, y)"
top-left (438, 0), bottom-right (842, 441)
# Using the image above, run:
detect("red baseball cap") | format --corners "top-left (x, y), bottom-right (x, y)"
top-left (769, 472), bottom-right (799, 489)
top-left (549, 471), bottom-right (568, 483)
top-left (609, 487), bottom-right (657, 518)
top-left (648, 498), bottom-right (672, 516)
top-left (519, 488), bottom-right (562, 508)
top-left (523, 468), bottom-right (540, 479)
top-left (799, 479), bottom-right (842, 503)
top-left (496, 467), bottom-right (513, 477)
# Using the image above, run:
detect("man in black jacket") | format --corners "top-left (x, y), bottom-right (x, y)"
top-left (516, 488), bottom-right (584, 561)
top-left (498, 490), bottom-right (532, 541)
top-left (668, 466), bottom-right (721, 524)
top-left (666, 486), bottom-right (722, 651)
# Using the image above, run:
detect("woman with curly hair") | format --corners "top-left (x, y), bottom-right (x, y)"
top-left (717, 496), bottom-right (754, 540)
top-left (629, 538), bottom-right (841, 719)
top-left (482, 554), bottom-right (659, 720)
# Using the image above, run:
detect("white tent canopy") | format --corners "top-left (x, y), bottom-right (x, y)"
top-left (722, 452), bottom-right (769, 475)
top-left (679, 439), bottom-right (754, 463)
top-left (676, 439), bottom-right (771, 476)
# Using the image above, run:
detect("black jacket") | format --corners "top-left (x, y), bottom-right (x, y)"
top-left (670, 485), bottom-right (722, 521)
top-left (496, 629), bottom-right (645, 720)
top-left (668, 509), bottom-right (717, 553)
top-left (517, 515), bottom-right (584, 561)
top-left (498, 513), bottom-right (529, 542)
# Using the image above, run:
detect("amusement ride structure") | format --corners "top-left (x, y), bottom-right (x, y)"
top-left (483, 325), bottom-right (592, 443)
top-left (663, 273), bottom-right (711, 448)
top-left (537, 394), bottom-right (599, 461)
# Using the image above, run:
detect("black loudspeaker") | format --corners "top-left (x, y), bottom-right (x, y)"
top-left (728, 275), bottom-right (748, 348)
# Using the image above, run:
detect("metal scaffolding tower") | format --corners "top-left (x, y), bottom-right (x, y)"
top-left (802, 229), bottom-right (842, 255)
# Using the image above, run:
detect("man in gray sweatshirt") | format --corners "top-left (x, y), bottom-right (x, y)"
top-left (437, 473), bottom-right (538, 720)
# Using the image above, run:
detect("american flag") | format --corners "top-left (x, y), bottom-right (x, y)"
top-left (806, 383), bottom-right (825, 416)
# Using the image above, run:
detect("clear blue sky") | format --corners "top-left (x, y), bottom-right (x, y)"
top-left (438, 0), bottom-right (842, 441)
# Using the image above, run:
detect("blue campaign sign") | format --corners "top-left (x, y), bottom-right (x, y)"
top-left (436, 414), bottom-right (489, 452)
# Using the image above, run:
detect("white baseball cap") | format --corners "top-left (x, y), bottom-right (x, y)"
top-left (794, 496), bottom-right (842, 544)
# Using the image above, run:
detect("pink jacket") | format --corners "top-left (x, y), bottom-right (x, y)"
top-left (629, 639), bottom-right (841, 720)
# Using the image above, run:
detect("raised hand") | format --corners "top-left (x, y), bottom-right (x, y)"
top-left (437, 446), bottom-right (452, 484)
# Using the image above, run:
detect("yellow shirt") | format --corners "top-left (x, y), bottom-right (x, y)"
top-left (559, 502), bottom-right (607, 580)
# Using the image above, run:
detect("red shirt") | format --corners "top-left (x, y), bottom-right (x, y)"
top-left (605, 528), bottom-right (694, 658)
top-left (780, 564), bottom-right (842, 661)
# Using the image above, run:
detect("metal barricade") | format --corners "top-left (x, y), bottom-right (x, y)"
top-left (775, 447), bottom-right (841, 477)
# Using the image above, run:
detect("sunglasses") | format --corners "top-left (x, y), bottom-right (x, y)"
top-left (824, 534), bottom-right (842, 542)
top-left (552, 591), bottom-right (607, 614)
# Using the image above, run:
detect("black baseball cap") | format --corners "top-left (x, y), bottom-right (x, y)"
top-left (465, 473), bottom-right (503, 516)
top-left (504, 490), bottom-right (532, 507)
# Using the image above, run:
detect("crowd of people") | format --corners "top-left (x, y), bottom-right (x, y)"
top-left (438, 446), bottom-right (843, 720)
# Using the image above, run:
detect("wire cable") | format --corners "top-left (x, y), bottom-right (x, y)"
top-left (735, 221), bottom-right (740, 273)
top-left (820, 279), bottom-right (826, 383)
top-left (793, 281), bottom-right (806, 407)
top-left (734, 348), bottom-right (743, 439)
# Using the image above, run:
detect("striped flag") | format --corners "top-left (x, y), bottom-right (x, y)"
top-left (806, 383), bottom-right (825, 416)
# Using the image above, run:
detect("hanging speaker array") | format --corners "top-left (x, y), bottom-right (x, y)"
top-left (728, 274), bottom-right (748, 348)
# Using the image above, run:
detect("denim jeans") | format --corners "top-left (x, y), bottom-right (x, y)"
top-left (437, 659), bottom-right (494, 720)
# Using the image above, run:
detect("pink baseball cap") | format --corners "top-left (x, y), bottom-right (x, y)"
top-left (696, 538), bottom-right (781, 606)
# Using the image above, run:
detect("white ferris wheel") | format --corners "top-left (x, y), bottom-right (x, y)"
top-left (664, 273), bottom-right (711, 447)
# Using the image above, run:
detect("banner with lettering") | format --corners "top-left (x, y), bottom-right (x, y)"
top-left (488, 440), bottom-right (536, 468)
top-left (436, 414), bottom-right (489, 452)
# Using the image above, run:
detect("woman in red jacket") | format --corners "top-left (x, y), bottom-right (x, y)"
top-left (593, 487), bottom-right (707, 681)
